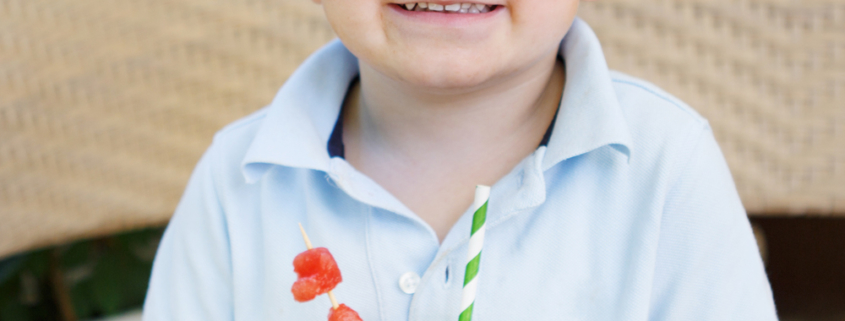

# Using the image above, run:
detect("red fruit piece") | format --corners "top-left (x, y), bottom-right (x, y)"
top-left (291, 247), bottom-right (342, 302)
top-left (329, 304), bottom-right (363, 321)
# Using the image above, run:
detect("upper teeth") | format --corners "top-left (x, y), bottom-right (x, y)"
top-left (402, 2), bottom-right (493, 13)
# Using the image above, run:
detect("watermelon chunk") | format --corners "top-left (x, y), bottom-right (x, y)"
top-left (329, 304), bottom-right (363, 321)
top-left (291, 247), bottom-right (343, 302)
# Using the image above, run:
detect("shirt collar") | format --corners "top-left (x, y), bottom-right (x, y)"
top-left (241, 17), bottom-right (632, 183)
top-left (241, 42), bottom-right (358, 183)
top-left (541, 17), bottom-right (632, 171)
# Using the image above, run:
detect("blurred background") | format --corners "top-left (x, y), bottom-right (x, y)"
top-left (0, 0), bottom-right (843, 320)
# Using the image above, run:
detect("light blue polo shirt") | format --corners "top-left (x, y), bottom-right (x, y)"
top-left (143, 18), bottom-right (778, 321)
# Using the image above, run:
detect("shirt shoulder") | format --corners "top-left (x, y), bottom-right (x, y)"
top-left (608, 71), bottom-right (714, 185)
top-left (214, 107), bottom-right (270, 145)
top-left (611, 70), bottom-right (710, 144)
top-left (204, 107), bottom-right (271, 184)
top-left (609, 70), bottom-right (708, 129)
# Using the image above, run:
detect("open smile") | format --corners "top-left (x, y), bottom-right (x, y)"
top-left (392, 2), bottom-right (502, 14)
top-left (386, 1), bottom-right (505, 29)
top-left (397, 2), bottom-right (499, 13)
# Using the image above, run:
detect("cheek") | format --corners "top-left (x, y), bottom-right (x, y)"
top-left (322, 0), bottom-right (386, 54)
top-left (510, 0), bottom-right (578, 48)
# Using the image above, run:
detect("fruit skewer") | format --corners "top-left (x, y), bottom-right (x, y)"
top-left (293, 223), bottom-right (363, 321)
top-left (298, 223), bottom-right (340, 309)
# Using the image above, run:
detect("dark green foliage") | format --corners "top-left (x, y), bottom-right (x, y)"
top-left (0, 227), bottom-right (164, 320)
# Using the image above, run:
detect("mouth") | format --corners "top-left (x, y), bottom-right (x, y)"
top-left (392, 2), bottom-right (501, 14)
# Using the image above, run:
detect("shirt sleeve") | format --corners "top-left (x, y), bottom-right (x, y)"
top-left (648, 126), bottom-right (779, 321)
top-left (143, 143), bottom-right (234, 321)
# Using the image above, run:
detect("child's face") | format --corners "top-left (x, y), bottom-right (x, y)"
top-left (317, 0), bottom-right (580, 89)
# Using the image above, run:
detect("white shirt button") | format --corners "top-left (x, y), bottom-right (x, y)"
top-left (398, 272), bottom-right (421, 294)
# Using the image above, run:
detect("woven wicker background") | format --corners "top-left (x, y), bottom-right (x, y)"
top-left (578, 0), bottom-right (845, 215)
top-left (0, 0), bottom-right (843, 258)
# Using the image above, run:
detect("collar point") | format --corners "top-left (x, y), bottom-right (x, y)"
top-left (241, 162), bottom-right (272, 184)
top-left (611, 142), bottom-right (633, 164)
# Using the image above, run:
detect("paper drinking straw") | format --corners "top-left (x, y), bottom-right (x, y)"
top-left (459, 185), bottom-right (490, 321)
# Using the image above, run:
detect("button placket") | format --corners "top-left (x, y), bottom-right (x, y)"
top-left (408, 254), bottom-right (461, 321)
top-left (443, 257), bottom-right (453, 289)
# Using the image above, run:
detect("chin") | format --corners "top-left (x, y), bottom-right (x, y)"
top-left (390, 57), bottom-right (500, 91)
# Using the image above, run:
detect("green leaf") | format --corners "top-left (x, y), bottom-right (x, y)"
top-left (23, 251), bottom-right (50, 279)
top-left (61, 242), bottom-right (93, 269)
top-left (90, 255), bottom-right (125, 315)
top-left (70, 281), bottom-right (95, 318)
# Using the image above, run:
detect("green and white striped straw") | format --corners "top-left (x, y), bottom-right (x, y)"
top-left (459, 185), bottom-right (490, 321)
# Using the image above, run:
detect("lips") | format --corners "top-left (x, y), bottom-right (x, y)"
top-left (387, 0), bottom-right (504, 30)
top-left (395, 2), bottom-right (499, 14)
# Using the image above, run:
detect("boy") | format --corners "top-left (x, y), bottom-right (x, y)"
top-left (143, 0), bottom-right (778, 320)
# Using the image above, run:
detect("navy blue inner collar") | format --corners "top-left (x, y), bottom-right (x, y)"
top-left (328, 63), bottom-right (562, 159)
top-left (327, 102), bottom-right (559, 159)
top-left (327, 96), bottom-right (347, 158)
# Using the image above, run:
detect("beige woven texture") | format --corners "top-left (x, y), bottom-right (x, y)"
top-left (578, 0), bottom-right (845, 215)
top-left (0, 0), bottom-right (843, 257)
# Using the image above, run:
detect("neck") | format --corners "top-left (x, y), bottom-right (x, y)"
top-left (346, 53), bottom-right (564, 168)
top-left (343, 51), bottom-right (564, 242)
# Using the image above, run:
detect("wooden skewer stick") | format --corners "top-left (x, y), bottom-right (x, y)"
top-left (298, 223), bottom-right (340, 310)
